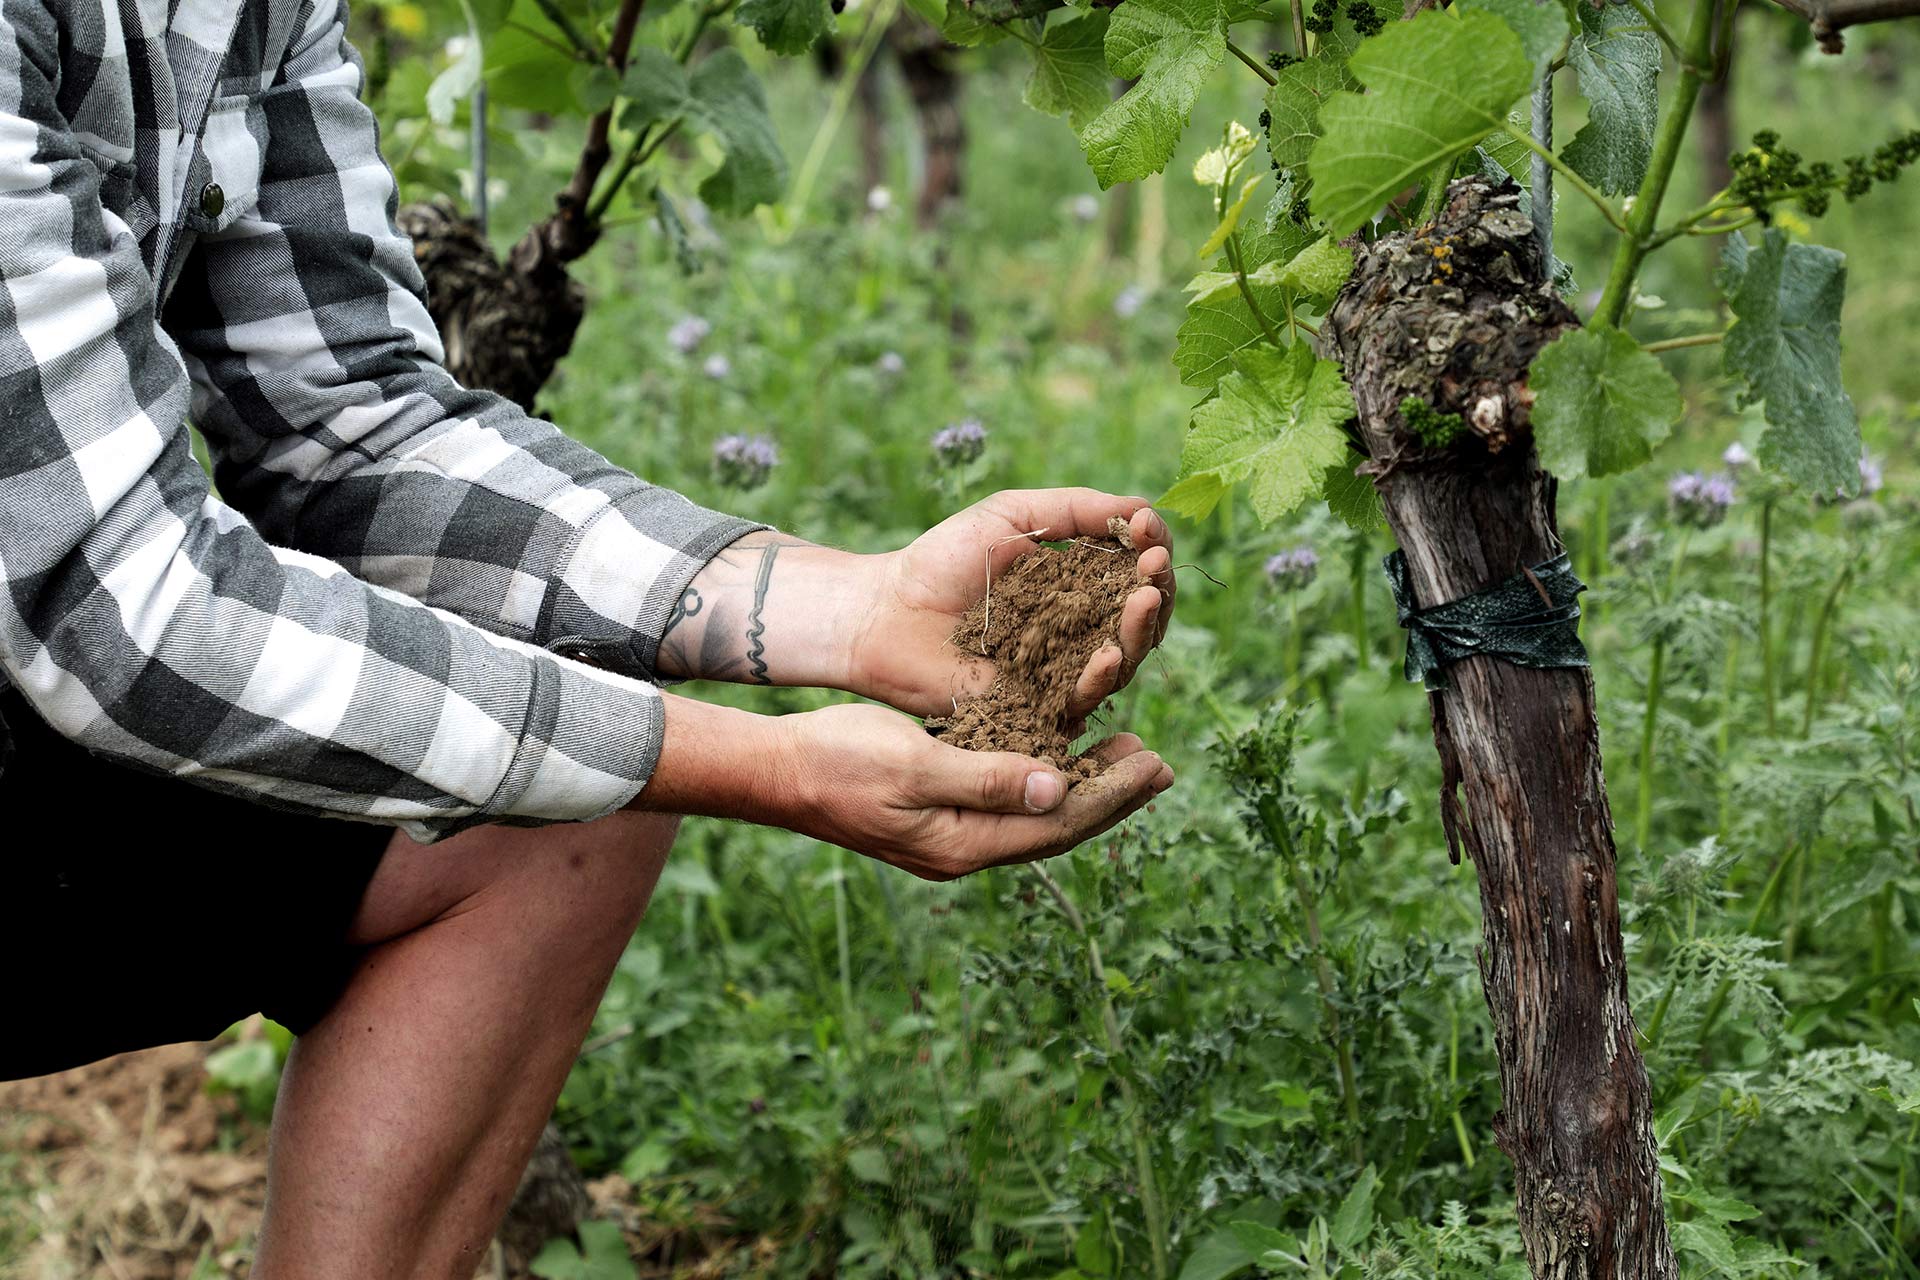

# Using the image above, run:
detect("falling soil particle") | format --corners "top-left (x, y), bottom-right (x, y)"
top-left (927, 529), bottom-right (1141, 782)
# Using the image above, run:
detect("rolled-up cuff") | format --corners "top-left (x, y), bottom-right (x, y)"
top-left (545, 488), bottom-right (767, 685)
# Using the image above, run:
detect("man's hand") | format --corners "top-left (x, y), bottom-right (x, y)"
top-left (635, 697), bottom-right (1174, 880)
top-left (852, 489), bottom-right (1175, 720)
top-left (656, 489), bottom-right (1175, 724)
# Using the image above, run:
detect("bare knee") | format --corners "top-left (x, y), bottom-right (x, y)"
top-left (350, 809), bottom-right (682, 948)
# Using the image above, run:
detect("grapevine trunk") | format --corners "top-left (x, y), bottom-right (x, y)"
top-left (1323, 178), bottom-right (1678, 1280)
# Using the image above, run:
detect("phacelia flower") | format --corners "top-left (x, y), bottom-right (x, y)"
top-left (713, 433), bottom-right (779, 490)
top-left (1069, 193), bottom-right (1101, 223)
top-left (1613, 526), bottom-right (1658, 569)
top-left (1669, 470), bottom-right (1736, 529)
top-left (668, 316), bottom-right (711, 355)
top-left (1264, 546), bottom-right (1319, 591)
top-left (875, 350), bottom-right (906, 377)
top-left (702, 353), bottom-right (732, 381)
top-left (1721, 441), bottom-right (1753, 471)
top-left (931, 419), bottom-right (987, 467)
top-left (1858, 454), bottom-right (1883, 497)
top-left (867, 185), bottom-right (893, 214)
top-left (1113, 284), bottom-right (1147, 319)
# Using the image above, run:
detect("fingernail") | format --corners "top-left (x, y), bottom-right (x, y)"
top-left (1025, 772), bottom-right (1064, 813)
top-left (1148, 510), bottom-right (1167, 540)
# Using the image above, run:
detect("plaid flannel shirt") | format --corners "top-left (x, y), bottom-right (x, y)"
top-left (0, 0), bottom-right (761, 840)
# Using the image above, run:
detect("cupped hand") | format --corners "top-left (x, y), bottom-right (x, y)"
top-left (776, 703), bottom-right (1173, 880)
top-left (850, 489), bottom-right (1176, 722)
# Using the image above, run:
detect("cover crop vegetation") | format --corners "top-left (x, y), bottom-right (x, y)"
top-left (3, 0), bottom-right (1916, 1277)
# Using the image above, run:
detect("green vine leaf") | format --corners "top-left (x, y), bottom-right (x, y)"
top-left (1719, 230), bottom-right (1861, 496)
top-left (621, 49), bottom-right (788, 214)
top-left (618, 48), bottom-right (690, 133)
top-left (1308, 9), bottom-right (1533, 237)
top-left (1079, 0), bottom-right (1228, 188)
top-left (1457, 0), bottom-right (1567, 85)
top-left (1245, 234), bottom-right (1352, 306)
top-left (693, 52), bottom-right (788, 214)
top-left (1198, 176), bottom-right (1264, 258)
top-left (1322, 456), bottom-right (1384, 532)
top-left (1243, 188), bottom-right (1322, 267)
top-left (426, 36), bottom-right (483, 126)
top-left (1161, 344), bottom-right (1354, 523)
top-left (484, 0), bottom-right (583, 115)
top-left (1173, 275), bottom-right (1291, 388)
top-left (1024, 11), bottom-right (1111, 129)
top-left (1264, 53), bottom-right (1356, 170)
top-left (735, 0), bottom-right (834, 54)
top-left (1529, 325), bottom-right (1682, 479)
top-left (1560, 0), bottom-right (1661, 196)
top-left (1477, 114), bottom-right (1534, 189)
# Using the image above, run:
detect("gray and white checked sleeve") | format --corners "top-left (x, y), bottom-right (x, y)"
top-left (165, 0), bottom-right (762, 682)
top-left (0, 1), bottom-right (729, 841)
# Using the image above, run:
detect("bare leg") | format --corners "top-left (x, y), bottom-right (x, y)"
top-left (251, 809), bottom-right (681, 1280)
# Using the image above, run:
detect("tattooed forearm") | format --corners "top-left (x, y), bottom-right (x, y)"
top-left (744, 543), bottom-right (780, 685)
top-left (656, 531), bottom-right (816, 683)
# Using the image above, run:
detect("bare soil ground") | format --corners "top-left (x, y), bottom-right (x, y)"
top-left (0, 1040), bottom-right (757, 1278)
top-left (0, 1041), bottom-right (266, 1279)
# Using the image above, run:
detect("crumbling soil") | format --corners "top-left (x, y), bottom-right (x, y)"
top-left (927, 525), bottom-right (1141, 781)
top-left (0, 1041), bottom-right (268, 1280)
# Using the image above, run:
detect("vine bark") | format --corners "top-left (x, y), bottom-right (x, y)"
top-left (1322, 178), bottom-right (1677, 1280)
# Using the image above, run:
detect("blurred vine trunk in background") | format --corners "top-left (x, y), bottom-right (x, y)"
top-left (889, 17), bottom-right (965, 226)
top-left (1323, 178), bottom-right (1678, 1279)
top-left (396, 199), bottom-right (586, 412)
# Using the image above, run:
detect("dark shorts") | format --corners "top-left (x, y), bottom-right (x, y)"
top-left (1, 686), bottom-right (393, 1081)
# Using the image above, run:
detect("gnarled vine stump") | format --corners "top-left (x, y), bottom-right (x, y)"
top-left (1322, 177), bottom-right (1677, 1279)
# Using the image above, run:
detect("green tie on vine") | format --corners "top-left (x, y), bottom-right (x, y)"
top-left (950, 0), bottom-right (1920, 519)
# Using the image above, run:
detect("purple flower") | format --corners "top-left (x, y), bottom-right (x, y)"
top-left (1721, 441), bottom-right (1753, 471)
top-left (668, 316), bottom-right (711, 355)
top-left (713, 433), bottom-right (778, 490)
top-left (932, 419), bottom-right (987, 466)
top-left (1858, 454), bottom-right (1883, 497)
top-left (1668, 470), bottom-right (1735, 529)
top-left (702, 353), bottom-right (732, 381)
top-left (875, 351), bottom-right (906, 377)
top-left (1113, 284), bottom-right (1148, 319)
top-left (1612, 527), bottom-right (1658, 569)
top-left (1264, 545), bottom-right (1319, 591)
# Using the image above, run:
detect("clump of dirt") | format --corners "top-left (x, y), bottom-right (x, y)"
top-left (928, 525), bottom-right (1141, 781)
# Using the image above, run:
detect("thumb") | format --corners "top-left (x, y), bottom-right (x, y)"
top-left (921, 744), bottom-right (1069, 816)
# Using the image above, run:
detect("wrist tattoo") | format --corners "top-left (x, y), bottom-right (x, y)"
top-left (665, 587), bottom-right (703, 634)
top-left (744, 543), bottom-right (780, 686)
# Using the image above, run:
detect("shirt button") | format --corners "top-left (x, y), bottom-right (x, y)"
top-left (199, 182), bottom-right (225, 218)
